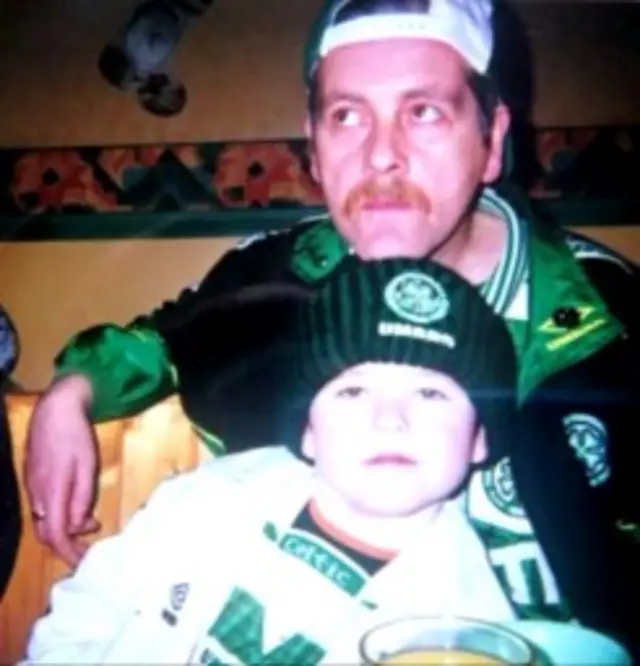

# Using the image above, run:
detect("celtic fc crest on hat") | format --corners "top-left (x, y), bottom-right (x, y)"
top-left (384, 271), bottom-right (449, 325)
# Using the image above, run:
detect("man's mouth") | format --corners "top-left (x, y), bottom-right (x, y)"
top-left (360, 199), bottom-right (413, 211)
top-left (365, 453), bottom-right (417, 466)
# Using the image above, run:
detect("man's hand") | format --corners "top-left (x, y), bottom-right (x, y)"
top-left (26, 375), bottom-right (100, 567)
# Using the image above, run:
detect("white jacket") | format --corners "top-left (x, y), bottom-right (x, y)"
top-left (25, 447), bottom-right (515, 665)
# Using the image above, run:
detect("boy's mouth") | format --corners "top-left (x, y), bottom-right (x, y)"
top-left (365, 453), bottom-right (417, 466)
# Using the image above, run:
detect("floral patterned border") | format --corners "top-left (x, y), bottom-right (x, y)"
top-left (1, 127), bottom-right (639, 239)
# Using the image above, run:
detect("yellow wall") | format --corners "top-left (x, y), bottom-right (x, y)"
top-left (0, 238), bottom-right (238, 389)
top-left (1, 225), bottom-right (639, 390)
top-left (1, 0), bottom-right (640, 148)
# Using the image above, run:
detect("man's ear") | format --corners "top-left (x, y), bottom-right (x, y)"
top-left (482, 101), bottom-right (511, 184)
top-left (471, 425), bottom-right (488, 464)
top-left (301, 423), bottom-right (316, 461)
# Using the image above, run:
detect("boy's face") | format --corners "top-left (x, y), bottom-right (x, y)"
top-left (302, 362), bottom-right (486, 517)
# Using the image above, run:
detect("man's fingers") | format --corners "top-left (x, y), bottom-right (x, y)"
top-left (42, 524), bottom-right (84, 568)
top-left (68, 516), bottom-right (101, 536)
top-left (68, 449), bottom-right (96, 531)
top-left (25, 462), bottom-right (48, 523)
top-left (38, 466), bottom-right (82, 567)
top-left (30, 478), bottom-right (85, 567)
top-left (34, 513), bottom-right (93, 566)
top-left (24, 375), bottom-right (97, 564)
top-left (32, 513), bottom-right (48, 546)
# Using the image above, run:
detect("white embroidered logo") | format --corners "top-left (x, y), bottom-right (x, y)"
top-left (383, 271), bottom-right (449, 325)
top-left (161, 582), bottom-right (190, 626)
top-left (563, 413), bottom-right (611, 487)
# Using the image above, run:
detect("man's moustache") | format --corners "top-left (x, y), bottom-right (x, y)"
top-left (345, 180), bottom-right (431, 215)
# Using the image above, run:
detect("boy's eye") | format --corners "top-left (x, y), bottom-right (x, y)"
top-left (336, 386), bottom-right (366, 398)
top-left (416, 387), bottom-right (447, 400)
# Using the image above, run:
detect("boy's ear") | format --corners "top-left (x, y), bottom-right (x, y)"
top-left (301, 424), bottom-right (316, 461)
top-left (472, 425), bottom-right (488, 464)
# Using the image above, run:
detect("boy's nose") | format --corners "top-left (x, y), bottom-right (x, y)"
top-left (372, 400), bottom-right (409, 432)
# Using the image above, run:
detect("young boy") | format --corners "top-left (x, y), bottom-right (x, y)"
top-left (25, 258), bottom-right (521, 665)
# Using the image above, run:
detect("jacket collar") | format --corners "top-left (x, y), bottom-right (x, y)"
top-left (493, 183), bottom-right (624, 400)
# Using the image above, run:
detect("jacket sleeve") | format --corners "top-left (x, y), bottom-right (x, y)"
top-left (53, 230), bottom-right (298, 423)
top-left (23, 472), bottom-right (194, 664)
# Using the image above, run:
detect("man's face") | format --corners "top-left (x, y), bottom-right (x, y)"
top-left (306, 38), bottom-right (510, 260)
top-left (302, 362), bottom-right (486, 517)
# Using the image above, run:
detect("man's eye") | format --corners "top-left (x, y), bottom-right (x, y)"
top-left (416, 387), bottom-right (447, 400)
top-left (332, 107), bottom-right (361, 126)
top-left (410, 103), bottom-right (442, 123)
top-left (336, 386), bottom-right (366, 398)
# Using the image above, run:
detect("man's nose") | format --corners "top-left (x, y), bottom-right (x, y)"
top-left (365, 120), bottom-right (408, 176)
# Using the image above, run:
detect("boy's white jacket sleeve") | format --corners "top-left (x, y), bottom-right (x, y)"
top-left (23, 472), bottom-right (194, 664)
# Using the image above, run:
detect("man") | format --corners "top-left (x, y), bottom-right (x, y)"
top-left (24, 259), bottom-right (638, 663)
top-left (27, 0), bottom-right (640, 621)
